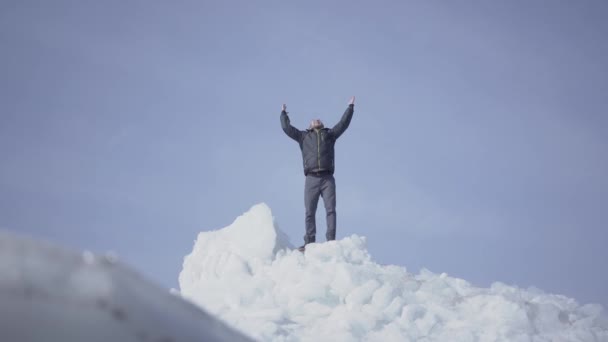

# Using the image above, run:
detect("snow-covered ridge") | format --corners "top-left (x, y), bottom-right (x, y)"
top-left (179, 203), bottom-right (608, 342)
top-left (0, 230), bottom-right (253, 342)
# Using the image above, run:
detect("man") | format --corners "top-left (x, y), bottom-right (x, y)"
top-left (280, 96), bottom-right (355, 251)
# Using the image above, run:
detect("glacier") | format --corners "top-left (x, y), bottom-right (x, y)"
top-left (179, 203), bottom-right (608, 342)
top-left (2, 202), bottom-right (607, 342)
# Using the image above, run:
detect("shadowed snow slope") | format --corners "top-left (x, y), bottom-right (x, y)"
top-left (0, 231), bottom-right (253, 342)
top-left (179, 203), bottom-right (608, 342)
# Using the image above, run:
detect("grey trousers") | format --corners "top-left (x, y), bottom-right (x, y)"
top-left (304, 174), bottom-right (336, 244)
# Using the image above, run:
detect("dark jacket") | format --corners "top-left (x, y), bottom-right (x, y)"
top-left (281, 104), bottom-right (354, 176)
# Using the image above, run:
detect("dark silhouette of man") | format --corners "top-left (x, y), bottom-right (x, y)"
top-left (280, 96), bottom-right (355, 251)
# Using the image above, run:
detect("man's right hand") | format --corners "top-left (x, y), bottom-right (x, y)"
top-left (282, 104), bottom-right (287, 112)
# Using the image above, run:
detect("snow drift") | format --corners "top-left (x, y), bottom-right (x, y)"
top-left (179, 203), bottom-right (608, 342)
top-left (0, 231), bottom-right (253, 342)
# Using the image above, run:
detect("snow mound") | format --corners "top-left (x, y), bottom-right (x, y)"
top-left (0, 231), bottom-right (253, 342)
top-left (179, 203), bottom-right (608, 342)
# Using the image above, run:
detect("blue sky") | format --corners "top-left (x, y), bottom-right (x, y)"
top-left (1, 1), bottom-right (607, 306)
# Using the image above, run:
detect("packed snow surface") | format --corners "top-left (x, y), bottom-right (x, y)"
top-left (0, 231), bottom-right (253, 342)
top-left (179, 203), bottom-right (608, 342)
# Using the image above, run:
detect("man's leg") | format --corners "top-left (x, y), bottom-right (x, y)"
top-left (320, 175), bottom-right (337, 241)
top-left (304, 175), bottom-right (322, 244)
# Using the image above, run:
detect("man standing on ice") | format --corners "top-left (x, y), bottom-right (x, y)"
top-left (280, 96), bottom-right (355, 251)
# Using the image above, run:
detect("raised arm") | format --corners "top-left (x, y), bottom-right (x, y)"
top-left (331, 96), bottom-right (355, 139)
top-left (280, 104), bottom-right (303, 142)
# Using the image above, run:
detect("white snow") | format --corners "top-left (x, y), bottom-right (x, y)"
top-left (179, 203), bottom-right (608, 342)
top-left (0, 231), bottom-right (253, 342)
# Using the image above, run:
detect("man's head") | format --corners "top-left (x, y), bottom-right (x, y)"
top-left (309, 119), bottom-right (324, 130)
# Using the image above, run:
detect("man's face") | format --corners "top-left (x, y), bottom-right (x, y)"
top-left (310, 119), bottom-right (324, 129)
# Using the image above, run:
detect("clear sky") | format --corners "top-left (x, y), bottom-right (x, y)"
top-left (1, 1), bottom-right (607, 306)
